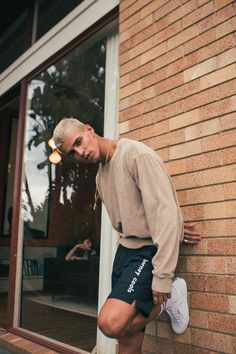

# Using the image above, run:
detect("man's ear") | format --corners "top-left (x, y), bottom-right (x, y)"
top-left (85, 124), bottom-right (94, 134)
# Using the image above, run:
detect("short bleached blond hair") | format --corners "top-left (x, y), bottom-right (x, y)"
top-left (53, 118), bottom-right (85, 149)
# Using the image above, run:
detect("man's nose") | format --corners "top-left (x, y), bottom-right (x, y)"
top-left (74, 146), bottom-right (85, 158)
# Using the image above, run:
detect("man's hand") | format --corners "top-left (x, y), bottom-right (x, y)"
top-left (152, 291), bottom-right (171, 305)
top-left (183, 223), bottom-right (201, 244)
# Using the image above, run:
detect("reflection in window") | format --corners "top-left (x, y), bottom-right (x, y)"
top-left (20, 29), bottom-right (108, 352)
top-left (0, 11), bottom-right (29, 73)
top-left (35, 0), bottom-right (84, 41)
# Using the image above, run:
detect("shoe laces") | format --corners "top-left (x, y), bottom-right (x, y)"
top-left (166, 307), bottom-right (181, 322)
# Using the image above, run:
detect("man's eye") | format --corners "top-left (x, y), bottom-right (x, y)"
top-left (76, 139), bottom-right (81, 146)
top-left (68, 150), bottom-right (75, 157)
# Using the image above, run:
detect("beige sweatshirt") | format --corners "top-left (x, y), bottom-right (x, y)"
top-left (96, 138), bottom-right (184, 293)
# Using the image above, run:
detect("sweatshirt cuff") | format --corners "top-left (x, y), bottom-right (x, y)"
top-left (151, 276), bottom-right (172, 293)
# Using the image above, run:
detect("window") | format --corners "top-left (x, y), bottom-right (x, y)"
top-left (35, 0), bottom-right (84, 41)
top-left (18, 23), bottom-right (116, 352)
top-left (0, 11), bottom-right (29, 73)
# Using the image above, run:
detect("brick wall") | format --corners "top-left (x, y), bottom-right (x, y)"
top-left (119, 0), bottom-right (236, 353)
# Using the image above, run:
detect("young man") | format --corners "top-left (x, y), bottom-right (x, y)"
top-left (53, 118), bottom-right (200, 354)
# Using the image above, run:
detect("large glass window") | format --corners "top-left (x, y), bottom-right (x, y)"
top-left (19, 26), bottom-right (111, 352)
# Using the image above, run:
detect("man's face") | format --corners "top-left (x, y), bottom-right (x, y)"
top-left (61, 125), bottom-right (100, 163)
top-left (83, 238), bottom-right (92, 250)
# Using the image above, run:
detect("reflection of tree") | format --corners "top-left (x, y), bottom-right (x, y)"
top-left (25, 38), bottom-right (105, 240)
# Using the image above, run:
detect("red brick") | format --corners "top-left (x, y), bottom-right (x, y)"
top-left (200, 63), bottom-right (236, 90)
top-left (183, 79), bottom-right (236, 112)
top-left (200, 2), bottom-right (235, 34)
top-left (154, 72), bottom-right (184, 96)
top-left (169, 32), bottom-right (234, 77)
top-left (179, 184), bottom-right (225, 205)
top-left (120, 0), bottom-right (137, 13)
top-left (121, 119), bottom-right (168, 141)
top-left (121, 19), bottom-right (182, 67)
top-left (140, 0), bottom-right (166, 19)
top-left (174, 342), bottom-right (215, 354)
top-left (143, 334), bottom-right (174, 354)
top-left (155, 147), bottom-right (169, 162)
top-left (120, 79), bottom-right (142, 99)
top-left (183, 201), bottom-right (236, 220)
top-left (170, 139), bottom-right (202, 159)
top-left (122, 13), bottom-right (154, 43)
top-left (182, 2), bottom-right (214, 29)
top-left (154, 46), bottom-right (184, 71)
top-left (168, 23), bottom-right (199, 51)
top-left (141, 42), bottom-right (167, 66)
top-left (121, 76), bottom-right (236, 123)
top-left (127, 86), bottom-right (155, 107)
top-left (177, 255), bottom-right (236, 275)
top-left (173, 164), bottom-right (236, 190)
top-left (207, 275), bottom-right (236, 295)
top-left (120, 56), bottom-right (141, 77)
top-left (120, 11), bottom-right (141, 32)
top-left (144, 129), bottom-right (185, 150)
top-left (166, 159), bottom-right (187, 176)
top-left (190, 293), bottom-right (230, 312)
top-left (196, 219), bottom-right (236, 238)
top-left (191, 328), bottom-right (235, 353)
top-left (220, 112), bottom-right (236, 131)
top-left (184, 2), bottom-right (236, 55)
top-left (120, 62), bottom-right (154, 89)
top-left (202, 129), bottom-right (236, 153)
top-left (156, 321), bottom-right (173, 339)
top-left (154, 0), bottom-right (181, 22)
top-left (140, 67), bottom-right (167, 90)
top-left (178, 274), bottom-right (236, 294)
top-left (214, 0), bottom-right (235, 11)
top-left (189, 309), bottom-right (209, 329)
top-left (166, 0), bottom-right (199, 26)
top-left (185, 118), bottom-right (220, 141)
top-left (207, 238), bottom-right (236, 255)
top-left (184, 149), bottom-right (223, 173)
top-left (222, 146), bottom-right (236, 165)
top-left (208, 313), bottom-right (236, 335)
top-left (200, 95), bottom-right (235, 122)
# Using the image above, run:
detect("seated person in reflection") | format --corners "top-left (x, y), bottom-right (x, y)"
top-left (65, 237), bottom-right (96, 261)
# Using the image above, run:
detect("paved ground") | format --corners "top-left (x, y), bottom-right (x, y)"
top-left (0, 347), bottom-right (15, 354)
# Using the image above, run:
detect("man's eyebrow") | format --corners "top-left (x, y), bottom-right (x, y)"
top-left (72, 137), bottom-right (79, 147)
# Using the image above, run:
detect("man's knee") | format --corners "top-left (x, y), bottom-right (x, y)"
top-left (98, 310), bottom-right (128, 338)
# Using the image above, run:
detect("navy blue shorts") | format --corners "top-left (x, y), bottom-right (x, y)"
top-left (108, 244), bottom-right (157, 318)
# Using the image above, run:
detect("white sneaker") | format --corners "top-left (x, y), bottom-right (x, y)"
top-left (163, 277), bottom-right (189, 334)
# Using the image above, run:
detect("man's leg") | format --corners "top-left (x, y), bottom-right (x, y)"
top-left (117, 331), bottom-right (144, 354)
top-left (98, 278), bottom-right (189, 338)
top-left (98, 298), bottom-right (156, 354)
top-left (98, 298), bottom-right (161, 338)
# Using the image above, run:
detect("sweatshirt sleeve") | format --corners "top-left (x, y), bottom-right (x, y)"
top-left (132, 152), bottom-right (183, 293)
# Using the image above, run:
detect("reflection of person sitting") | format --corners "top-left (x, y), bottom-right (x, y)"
top-left (65, 237), bottom-right (96, 261)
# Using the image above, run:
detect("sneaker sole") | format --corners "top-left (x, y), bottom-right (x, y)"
top-left (171, 278), bottom-right (189, 334)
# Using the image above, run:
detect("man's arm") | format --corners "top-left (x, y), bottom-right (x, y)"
top-left (132, 152), bottom-right (182, 301)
